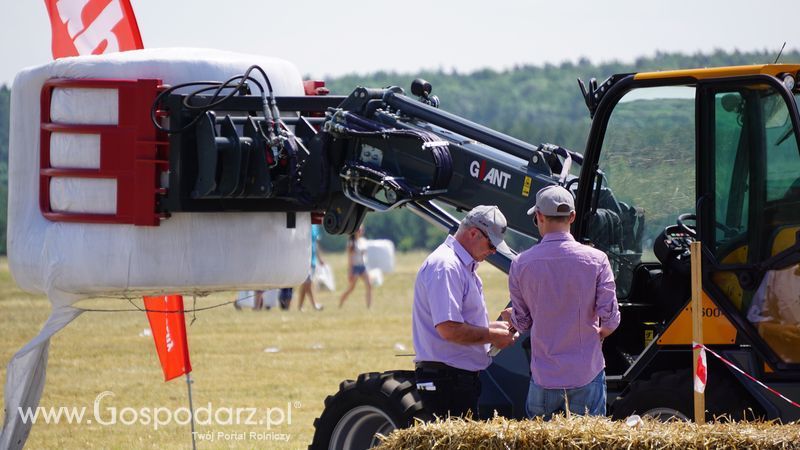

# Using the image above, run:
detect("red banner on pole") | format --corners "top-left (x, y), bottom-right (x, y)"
top-left (44, 0), bottom-right (144, 59)
top-left (693, 343), bottom-right (707, 394)
top-left (144, 295), bottom-right (192, 381)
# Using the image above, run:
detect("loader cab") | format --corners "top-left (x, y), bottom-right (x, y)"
top-left (575, 67), bottom-right (800, 377)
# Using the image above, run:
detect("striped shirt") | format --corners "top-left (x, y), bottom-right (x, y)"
top-left (509, 231), bottom-right (620, 389)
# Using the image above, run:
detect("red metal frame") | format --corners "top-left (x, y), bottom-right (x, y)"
top-left (305, 80), bottom-right (328, 226)
top-left (303, 80), bottom-right (329, 96)
top-left (40, 78), bottom-right (168, 226)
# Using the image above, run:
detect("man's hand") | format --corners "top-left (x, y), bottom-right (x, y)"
top-left (594, 325), bottom-right (614, 339)
top-left (500, 307), bottom-right (513, 323)
top-left (488, 321), bottom-right (516, 349)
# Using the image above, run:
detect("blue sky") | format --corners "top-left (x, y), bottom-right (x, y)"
top-left (0, 0), bottom-right (797, 85)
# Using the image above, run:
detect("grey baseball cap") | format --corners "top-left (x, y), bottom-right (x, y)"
top-left (463, 205), bottom-right (509, 252)
top-left (527, 185), bottom-right (575, 216)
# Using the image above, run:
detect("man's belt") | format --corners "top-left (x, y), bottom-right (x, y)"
top-left (415, 361), bottom-right (479, 377)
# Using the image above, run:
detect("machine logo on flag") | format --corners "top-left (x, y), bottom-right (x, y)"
top-left (44, 0), bottom-right (144, 59)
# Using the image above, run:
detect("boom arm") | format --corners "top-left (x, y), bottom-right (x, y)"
top-left (161, 77), bottom-right (582, 252)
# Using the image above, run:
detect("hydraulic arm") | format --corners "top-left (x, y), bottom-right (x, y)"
top-left (159, 75), bottom-right (585, 245)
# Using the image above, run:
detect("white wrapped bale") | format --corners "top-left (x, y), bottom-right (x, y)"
top-left (365, 239), bottom-right (396, 274)
top-left (2, 49), bottom-right (314, 450)
top-left (8, 48), bottom-right (311, 300)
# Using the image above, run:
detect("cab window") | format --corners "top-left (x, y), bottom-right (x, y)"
top-left (590, 86), bottom-right (696, 298)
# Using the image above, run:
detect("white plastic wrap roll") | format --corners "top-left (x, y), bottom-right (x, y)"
top-left (8, 48), bottom-right (311, 300)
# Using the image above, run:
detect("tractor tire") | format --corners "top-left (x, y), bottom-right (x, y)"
top-left (611, 369), bottom-right (759, 422)
top-left (309, 371), bottom-right (431, 450)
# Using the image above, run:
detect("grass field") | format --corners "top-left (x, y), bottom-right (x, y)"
top-left (0, 251), bottom-right (512, 449)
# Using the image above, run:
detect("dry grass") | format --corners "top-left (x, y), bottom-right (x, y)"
top-left (5, 252), bottom-right (797, 449)
top-left (376, 415), bottom-right (800, 450)
top-left (0, 251), bottom-right (511, 449)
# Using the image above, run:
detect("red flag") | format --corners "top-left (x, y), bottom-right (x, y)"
top-left (144, 295), bottom-right (192, 381)
top-left (693, 343), bottom-right (707, 394)
top-left (44, 0), bottom-right (144, 59)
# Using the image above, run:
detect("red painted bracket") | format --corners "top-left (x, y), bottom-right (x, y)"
top-left (40, 78), bottom-right (168, 226)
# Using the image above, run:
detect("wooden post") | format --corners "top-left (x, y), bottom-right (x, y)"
top-left (690, 241), bottom-right (705, 424)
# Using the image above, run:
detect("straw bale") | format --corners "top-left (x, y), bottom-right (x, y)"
top-left (375, 415), bottom-right (800, 450)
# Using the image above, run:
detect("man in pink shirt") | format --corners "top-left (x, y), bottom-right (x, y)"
top-left (504, 186), bottom-right (620, 419)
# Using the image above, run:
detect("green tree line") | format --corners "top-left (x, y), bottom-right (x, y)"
top-left (1, 50), bottom-right (798, 253)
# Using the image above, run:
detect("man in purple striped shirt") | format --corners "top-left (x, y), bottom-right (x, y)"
top-left (504, 185), bottom-right (620, 419)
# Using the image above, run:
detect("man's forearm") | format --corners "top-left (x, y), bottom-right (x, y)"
top-left (597, 262), bottom-right (621, 330)
top-left (436, 321), bottom-right (490, 345)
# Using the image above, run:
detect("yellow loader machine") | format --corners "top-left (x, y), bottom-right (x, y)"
top-left (150, 63), bottom-right (800, 448)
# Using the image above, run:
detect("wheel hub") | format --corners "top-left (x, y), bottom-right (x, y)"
top-left (329, 405), bottom-right (397, 450)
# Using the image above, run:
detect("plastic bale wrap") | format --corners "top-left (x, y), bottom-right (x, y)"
top-left (8, 48), bottom-right (311, 300)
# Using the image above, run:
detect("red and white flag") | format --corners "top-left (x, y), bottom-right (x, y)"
top-left (693, 343), bottom-right (707, 394)
top-left (144, 295), bottom-right (192, 381)
top-left (44, 0), bottom-right (144, 59)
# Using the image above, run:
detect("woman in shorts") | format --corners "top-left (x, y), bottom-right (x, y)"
top-left (339, 226), bottom-right (373, 309)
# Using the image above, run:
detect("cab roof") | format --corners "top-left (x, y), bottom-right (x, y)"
top-left (634, 64), bottom-right (800, 81)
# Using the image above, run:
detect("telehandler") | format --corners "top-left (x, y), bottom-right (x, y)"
top-left (151, 63), bottom-right (800, 449)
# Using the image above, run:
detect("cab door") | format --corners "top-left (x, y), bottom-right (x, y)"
top-left (699, 76), bottom-right (800, 369)
top-left (576, 82), bottom-right (699, 375)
